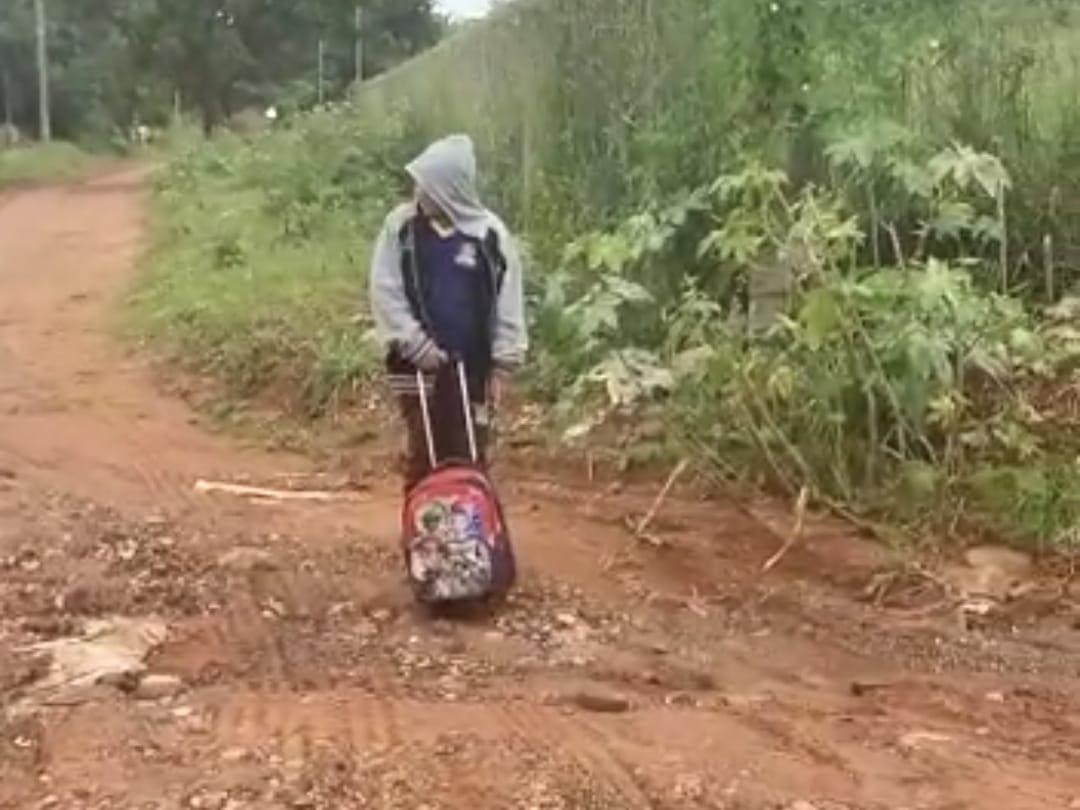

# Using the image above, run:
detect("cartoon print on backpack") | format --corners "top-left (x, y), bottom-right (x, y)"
top-left (408, 494), bottom-right (495, 602)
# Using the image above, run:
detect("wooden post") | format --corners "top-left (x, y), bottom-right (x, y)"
top-left (2, 69), bottom-right (12, 128)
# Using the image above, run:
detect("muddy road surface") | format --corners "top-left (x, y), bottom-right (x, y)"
top-left (1, 173), bottom-right (1079, 809)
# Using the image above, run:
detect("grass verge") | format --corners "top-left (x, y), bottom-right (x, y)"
top-left (126, 112), bottom-right (424, 420)
top-left (0, 142), bottom-right (99, 189)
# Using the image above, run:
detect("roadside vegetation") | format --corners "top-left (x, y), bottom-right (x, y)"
top-left (0, 141), bottom-right (98, 188)
top-left (129, 113), bottom-right (425, 421)
top-left (133, 0), bottom-right (1080, 554)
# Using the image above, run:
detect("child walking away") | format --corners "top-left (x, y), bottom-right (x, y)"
top-left (369, 134), bottom-right (527, 604)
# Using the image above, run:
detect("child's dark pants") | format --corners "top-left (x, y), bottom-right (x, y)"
top-left (397, 365), bottom-right (489, 492)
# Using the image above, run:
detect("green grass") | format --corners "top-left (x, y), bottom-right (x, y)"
top-left (0, 142), bottom-right (98, 188)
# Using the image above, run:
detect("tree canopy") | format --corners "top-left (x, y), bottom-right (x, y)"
top-left (0, 0), bottom-right (443, 141)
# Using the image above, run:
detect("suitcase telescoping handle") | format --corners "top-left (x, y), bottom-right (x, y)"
top-left (415, 360), bottom-right (478, 468)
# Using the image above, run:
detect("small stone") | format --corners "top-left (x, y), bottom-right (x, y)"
top-left (218, 547), bottom-right (277, 573)
top-left (898, 730), bottom-right (952, 750)
top-left (665, 692), bottom-right (697, 708)
top-left (189, 792), bottom-right (228, 810)
top-left (673, 775), bottom-right (705, 800)
top-left (135, 673), bottom-right (184, 701)
top-left (555, 612), bottom-right (578, 628)
top-left (220, 747), bottom-right (249, 763)
top-left (985, 691), bottom-right (1005, 703)
top-left (566, 689), bottom-right (632, 714)
top-left (327, 601), bottom-right (353, 618)
top-left (964, 546), bottom-right (1032, 578)
top-left (787, 802), bottom-right (818, 810)
top-left (850, 681), bottom-right (892, 697)
top-left (19, 557), bottom-right (41, 573)
top-left (263, 597), bottom-right (287, 618)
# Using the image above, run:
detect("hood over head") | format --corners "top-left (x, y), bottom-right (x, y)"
top-left (405, 134), bottom-right (488, 238)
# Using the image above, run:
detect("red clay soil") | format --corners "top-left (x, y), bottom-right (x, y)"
top-left (0, 172), bottom-right (1078, 809)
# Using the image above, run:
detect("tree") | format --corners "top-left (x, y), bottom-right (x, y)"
top-left (0, 0), bottom-right (443, 141)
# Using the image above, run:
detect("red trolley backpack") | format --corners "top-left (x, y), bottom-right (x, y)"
top-left (401, 362), bottom-right (517, 604)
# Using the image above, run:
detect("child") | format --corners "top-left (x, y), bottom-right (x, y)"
top-left (369, 134), bottom-right (527, 491)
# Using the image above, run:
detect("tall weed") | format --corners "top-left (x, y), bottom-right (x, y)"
top-left (358, 0), bottom-right (1080, 288)
top-left (130, 109), bottom-right (421, 417)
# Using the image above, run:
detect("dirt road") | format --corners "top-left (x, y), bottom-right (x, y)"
top-left (1, 173), bottom-right (1078, 810)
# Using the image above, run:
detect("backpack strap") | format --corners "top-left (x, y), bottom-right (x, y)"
top-left (480, 228), bottom-right (507, 298)
top-left (397, 215), bottom-right (433, 334)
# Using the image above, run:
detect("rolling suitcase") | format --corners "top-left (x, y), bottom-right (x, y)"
top-left (401, 361), bottom-right (517, 604)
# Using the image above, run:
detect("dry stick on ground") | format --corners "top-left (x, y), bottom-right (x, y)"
top-left (761, 486), bottom-right (810, 573)
top-left (685, 435), bottom-right (891, 545)
top-left (193, 480), bottom-right (355, 503)
top-left (634, 458), bottom-right (691, 541)
top-left (604, 458), bottom-right (691, 570)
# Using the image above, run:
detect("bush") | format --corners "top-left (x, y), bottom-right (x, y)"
top-left (0, 142), bottom-right (97, 188)
top-left (544, 152), bottom-right (1080, 553)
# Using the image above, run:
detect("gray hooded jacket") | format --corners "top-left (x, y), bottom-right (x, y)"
top-left (369, 134), bottom-right (528, 372)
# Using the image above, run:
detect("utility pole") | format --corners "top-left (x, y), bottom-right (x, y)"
top-left (317, 38), bottom-right (325, 105)
top-left (354, 5), bottom-right (364, 85)
top-left (2, 69), bottom-right (12, 129)
top-left (34, 0), bottom-right (51, 141)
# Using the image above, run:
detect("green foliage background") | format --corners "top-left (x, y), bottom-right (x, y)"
top-left (357, 0), bottom-right (1080, 275)
top-left (135, 0), bottom-right (1080, 553)
top-left (0, 0), bottom-right (442, 143)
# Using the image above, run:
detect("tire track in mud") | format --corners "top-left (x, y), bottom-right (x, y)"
top-left (212, 690), bottom-right (669, 806)
top-left (497, 701), bottom-right (657, 808)
top-left (216, 693), bottom-right (426, 756)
